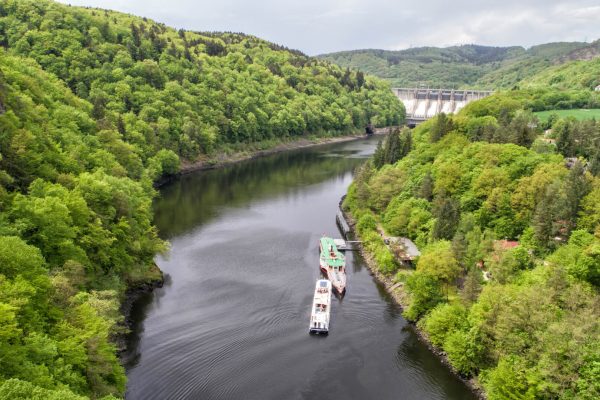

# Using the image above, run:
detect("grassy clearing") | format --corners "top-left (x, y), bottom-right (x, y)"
top-left (535, 108), bottom-right (600, 122)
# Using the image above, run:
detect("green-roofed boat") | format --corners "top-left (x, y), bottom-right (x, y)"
top-left (319, 236), bottom-right (346, 294)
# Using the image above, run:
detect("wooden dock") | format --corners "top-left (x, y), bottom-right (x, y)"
top-left (334, 239), bottom-right (360, 251)
top-left (336, 210), bottom-right (351, 239)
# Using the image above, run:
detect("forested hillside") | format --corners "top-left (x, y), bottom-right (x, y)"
top-left (0, 0), bottom-right (403, 161)
top-left (0, 0), bottom-right (403, 398)
top-left (344, 87), bottom-right (600, 398)
top-left (0, 48), bottom-right (149, 400)
top-left (319, 41), bottom-right (599, 89)
top-left (521, 57), bottom-right (600, 91)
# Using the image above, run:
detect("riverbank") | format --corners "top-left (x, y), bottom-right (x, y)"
top-left (340, 207), bottom-right (486, 399)
top-left (117, 263), bottom-right (164, 357)
top-left (155, 130), bottom-right (390, 187)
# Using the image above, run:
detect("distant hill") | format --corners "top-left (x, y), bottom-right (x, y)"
top-left (318, 41), bottom-right (600, 89)
top-left (520, 44), bottom-right (600, 91)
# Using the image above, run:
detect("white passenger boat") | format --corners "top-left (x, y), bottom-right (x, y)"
top-left (309, 279), bottom-right (332, 334)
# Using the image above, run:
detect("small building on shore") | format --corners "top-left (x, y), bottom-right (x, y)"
top-left (384, 236), bottom-right (421, 266)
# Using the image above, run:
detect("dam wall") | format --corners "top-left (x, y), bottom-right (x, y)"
top-left (393, 88), bottom-right (493, 126)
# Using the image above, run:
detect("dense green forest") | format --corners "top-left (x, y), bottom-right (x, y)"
top-left (0, 0), bottom-right (403, 160)
top-left (319, 41), bottom-right (600, 89)
top-left (0, 0), bottom-right (403, 398)
top-left (459, 87), bottom-right (600, 115)
top-left (344, 86), bottom-right (600, 398)
top-left (521, 57), bottom-right (600, 91)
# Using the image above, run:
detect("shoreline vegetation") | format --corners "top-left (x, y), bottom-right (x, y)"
top-left (340, 207), bottom-right (486, 399)
top-left (117, 264), bottom-right (164, 355)
top-left (343, 95), bottom-right (600, 399)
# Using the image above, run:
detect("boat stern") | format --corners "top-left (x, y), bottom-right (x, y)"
top-left (309, 323), bottom-right (329, 335)
top-left (333, 282), bottom-right (346, 295)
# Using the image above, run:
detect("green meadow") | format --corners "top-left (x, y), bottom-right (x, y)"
top-left (535, 108), bottom-right (600, 122)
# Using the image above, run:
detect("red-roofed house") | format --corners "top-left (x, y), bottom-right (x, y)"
top-left (494, 240), bottom-right (519, 251)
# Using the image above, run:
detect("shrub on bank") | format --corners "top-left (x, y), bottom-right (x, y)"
top-left (357, 213), bottom-right (377, 234)
top-left (419, 303), bottom-right (468, 347)
top-left (403, 272), bottom-right (445, 321)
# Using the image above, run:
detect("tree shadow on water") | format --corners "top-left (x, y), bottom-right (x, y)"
top-left (122, 273), bottom-right (172, 369)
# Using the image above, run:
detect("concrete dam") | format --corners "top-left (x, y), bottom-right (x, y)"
top-left (393, 88), bottom-right (493, 126)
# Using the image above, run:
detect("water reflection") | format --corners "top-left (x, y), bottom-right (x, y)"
top-left (395, 329), bottom-right (472, 400)
top-left (154, 143), bottom-right (368, 239)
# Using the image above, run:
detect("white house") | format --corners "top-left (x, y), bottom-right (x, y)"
top-left (595, 84), bottom-right (600, 92)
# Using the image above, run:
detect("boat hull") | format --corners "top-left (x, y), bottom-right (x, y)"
top-left (329, 276), bottom-right (346, 295)
top-left (319, 262), bottom-right (346, 294)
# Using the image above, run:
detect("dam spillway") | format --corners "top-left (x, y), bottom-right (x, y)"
top-left (393, 88), bottom-right (493, 126)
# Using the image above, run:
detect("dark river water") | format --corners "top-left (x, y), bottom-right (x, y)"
top-left (124, 138), bottom-right (476, 400)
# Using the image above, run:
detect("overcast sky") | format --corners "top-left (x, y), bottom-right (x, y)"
top-left (57, 0), bottom-right (600, 55)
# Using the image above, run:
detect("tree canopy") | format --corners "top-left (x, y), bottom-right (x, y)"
top-left (0, 0), bottom-right (404, 398)
top-left (0, 0), bottom-right (403, 163)
top-left (344, 79), bottom-right (600, 399)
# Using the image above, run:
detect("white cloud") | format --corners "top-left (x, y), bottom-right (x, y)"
top-left (554, 4), bottom-right (600, 19)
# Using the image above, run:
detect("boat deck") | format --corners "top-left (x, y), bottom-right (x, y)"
top-left (309, 280), bottom-right (331, 334)
top-left (319, 237), bottom-right (345, 267)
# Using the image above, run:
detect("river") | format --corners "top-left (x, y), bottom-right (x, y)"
top-left (124, 137), bottom-right (476, 400)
